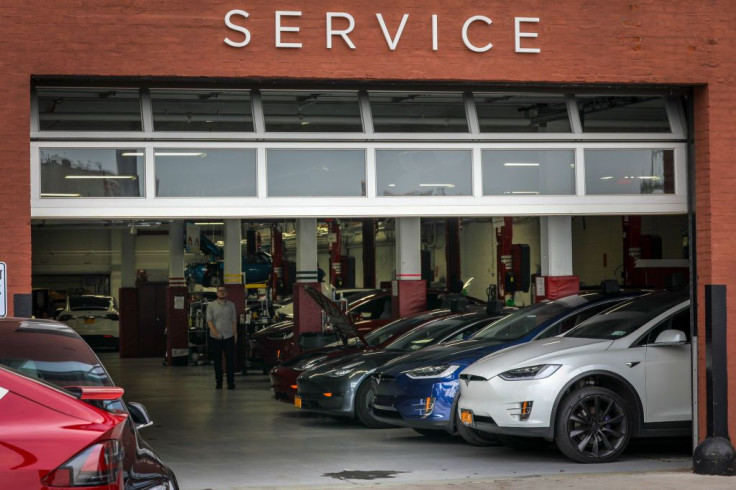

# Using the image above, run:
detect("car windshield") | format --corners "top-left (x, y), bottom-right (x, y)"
top-left (565, 293), bottom-right (688, 339)
top-left (69, 296), bottom-right (112, 310)
top-left (356, 311), bottom-right (447, 347)
top-left (472, 301), bottom-right (575, 341)
top-left (386, 316), bottom-right (469, 352)
top-left (0, 320), bottom-right (113, 388)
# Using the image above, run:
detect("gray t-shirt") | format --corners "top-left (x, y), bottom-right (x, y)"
top-left (206, 300), bottom-right (237, 339)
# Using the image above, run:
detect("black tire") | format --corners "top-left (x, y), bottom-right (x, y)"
top-left (355, 381), bottom-right (393, 429)
top-left (209, 274), bottom-right (223, 288)
top-left (413, 428), bottom-right (452, 439)
top-left (554, 386), bottom-right (631, 463)
top-left (495, 434), bottom-right (549, 451)
top-left (456, 419), bottom-right (500, 447)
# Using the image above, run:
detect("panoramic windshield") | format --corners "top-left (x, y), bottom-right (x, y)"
top-left (472, 301), bottom-right (570, 341)
top-left (565, 293), bottom-right (687, 339)
top-left (362, 311), bottom-right (448, 346)
top-left (386, 317), bottom-right (468, 352)
top-left (0, 321), bottom-right (113, 388)
top-left (69, 296), bottom-right (112, 310)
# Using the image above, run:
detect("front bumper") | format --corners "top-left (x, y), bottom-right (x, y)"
top-left (370, 374), bottom-right (458, 431)
top-left (270, 367), bottom-right (300, 403)
top-left (296, 377), bottom-right (356, 417)
top-left (457, 371), bottom-right (568, 439)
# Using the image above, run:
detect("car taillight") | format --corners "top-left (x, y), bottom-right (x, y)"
top-left (105, 313), bottom-right (119, 321)
top-left (58, 314), bottom-right (74, 322)
top-left (41, 440), bottom-right (124, 487)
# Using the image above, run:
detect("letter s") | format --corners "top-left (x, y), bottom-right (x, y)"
top-left (224, 9), bottom-right (251, 48)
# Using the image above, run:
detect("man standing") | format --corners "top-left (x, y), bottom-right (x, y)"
top-left (207, 286), bottom-right (238, 390)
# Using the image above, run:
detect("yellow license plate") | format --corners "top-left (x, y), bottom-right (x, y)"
top-left (84, 318), bottom-right (95, 324)
top-left (460, 409), bottom-right (473, 426)
top-left (294, 396), bottom-right (302, 408)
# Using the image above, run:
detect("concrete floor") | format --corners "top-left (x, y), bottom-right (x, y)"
top-left (100, 354), bottom-right (696, 490)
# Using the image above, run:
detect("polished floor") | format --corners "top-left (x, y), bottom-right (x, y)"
top-left (100, 354), bottom-right (694, 490)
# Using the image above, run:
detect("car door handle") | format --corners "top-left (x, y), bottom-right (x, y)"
top-left (625, 361), bottom-right (640, 368)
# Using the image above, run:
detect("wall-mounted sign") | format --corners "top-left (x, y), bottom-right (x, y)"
top-left (0, 262), bottom-right (6, 318)
top-left (224, 10), bottom-right (541, 54)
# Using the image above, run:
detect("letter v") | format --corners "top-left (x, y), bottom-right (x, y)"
top-left (376, 14), bottom-right (409, 51)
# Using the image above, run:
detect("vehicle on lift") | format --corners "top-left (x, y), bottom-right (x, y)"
top-left (296, 307), bottom-right (510, 428)
top-left (186, 250), bottom-right (273, 288)
top-left (57, 295), bottom-right (120, 351)
top-left (271, 308), bottom-right (460, 404)
top-left (0, 317), bottom-right (178, 489)
top-left (185, 231), bottom-right (272, 287)
top-left (457, 289), bottom-right (691, 463)
top-left (370, 285), bottom-right (648, 446)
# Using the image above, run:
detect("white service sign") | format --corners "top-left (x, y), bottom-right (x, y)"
top-left (0, 262), bottom-right (6, 318)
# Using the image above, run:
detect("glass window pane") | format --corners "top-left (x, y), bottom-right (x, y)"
top-left (482, 150), bottom-right (575, 195)
top-left (585, 149), bottom-right (675, 195)
top-left (267, 149), bottom-right (365, 197)
top-left (36, 88), bottom-right (142, 131)
top-left (155, 149), bottom-right (256, 197)
top-left (376, 150), bottom-right (472, 196)
top-left (475, 94), bottom-right (571, 133)
top-left (151, 90), bottom-right (253, 132)
top-left (261, 91), bottom-right (362, 132)
top-left (370, 92), bottom-right (468, 133)
top-left (40, 148), bottom-right (144, 197)
top-left (577, 96), bottom-right (671, 132)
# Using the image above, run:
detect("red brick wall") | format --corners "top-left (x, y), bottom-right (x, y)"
top-left (2, 0), bottom-right (736, 437)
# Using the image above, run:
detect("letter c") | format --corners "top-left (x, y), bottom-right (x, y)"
top-left (462, 15), bottom-right (492, 53)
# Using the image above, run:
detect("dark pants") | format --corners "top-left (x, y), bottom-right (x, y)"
top-left (210, 336), bottom-right (235, 388)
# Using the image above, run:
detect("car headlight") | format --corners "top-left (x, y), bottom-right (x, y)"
top-left (294, 356), bottom-right (328, 371)
top-left (405, 364), bottom-right (460, 379)
top-left (328, 361), bottom-right (364, 377)
top-left (498, 364), bottom-right (561, 381)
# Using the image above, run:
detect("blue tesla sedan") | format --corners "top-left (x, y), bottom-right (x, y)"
top-left (370, 288), bottom-right (648, 445)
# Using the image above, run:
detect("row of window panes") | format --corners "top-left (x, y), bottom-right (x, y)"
top-left (35, 88), bottom-right (673, 134)
top-left (39, 148), bottom-right (675, 198)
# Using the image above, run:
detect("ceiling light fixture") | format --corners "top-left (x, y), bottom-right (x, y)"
top-left (154, 152), bottom-right (207, 157)
top-left (64, 175), bottom-right (138, 179)
top-left (40, 193), bottom-right (82, 197)
top-left (504, 162), bottom-right (539, 167)
top-left (419, 183), bottom-right (456, 188)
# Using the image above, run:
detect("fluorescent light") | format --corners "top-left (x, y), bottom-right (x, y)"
top-left (194, 222), bottom-right (224, 226)
top-left (600, 176), bottom-right (614, 180)
top-left (387, 184), bottom-right (396, 187)
top-left (419, 183), bottom-right (456, 188)
top-left (504, 162), bottom-right (539, 167)
top-left (41, 193), bottom-right (81, 197)
top-left (121, 152), bottom-right (144, 157)
top-left (65, 175), bottom-right (137, 180)
top-left (509, 191), bottom-right (540, 195)
top-left (154, 152), bottom-right (207, 157)
top-left (638, 176), bottom-right (661, 180)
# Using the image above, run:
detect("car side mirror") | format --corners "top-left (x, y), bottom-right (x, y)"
top-left (654, 329), bottom-right (687, 345)
top-left (128, 402), bottom-right (154, 430)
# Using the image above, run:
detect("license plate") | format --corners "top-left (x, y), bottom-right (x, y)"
top-left (84, 318), bottom-right (95, 325)
top-left (294, 396), bottom-right (302, 408)
top-left (460, 409), bottom-right (473, 426)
